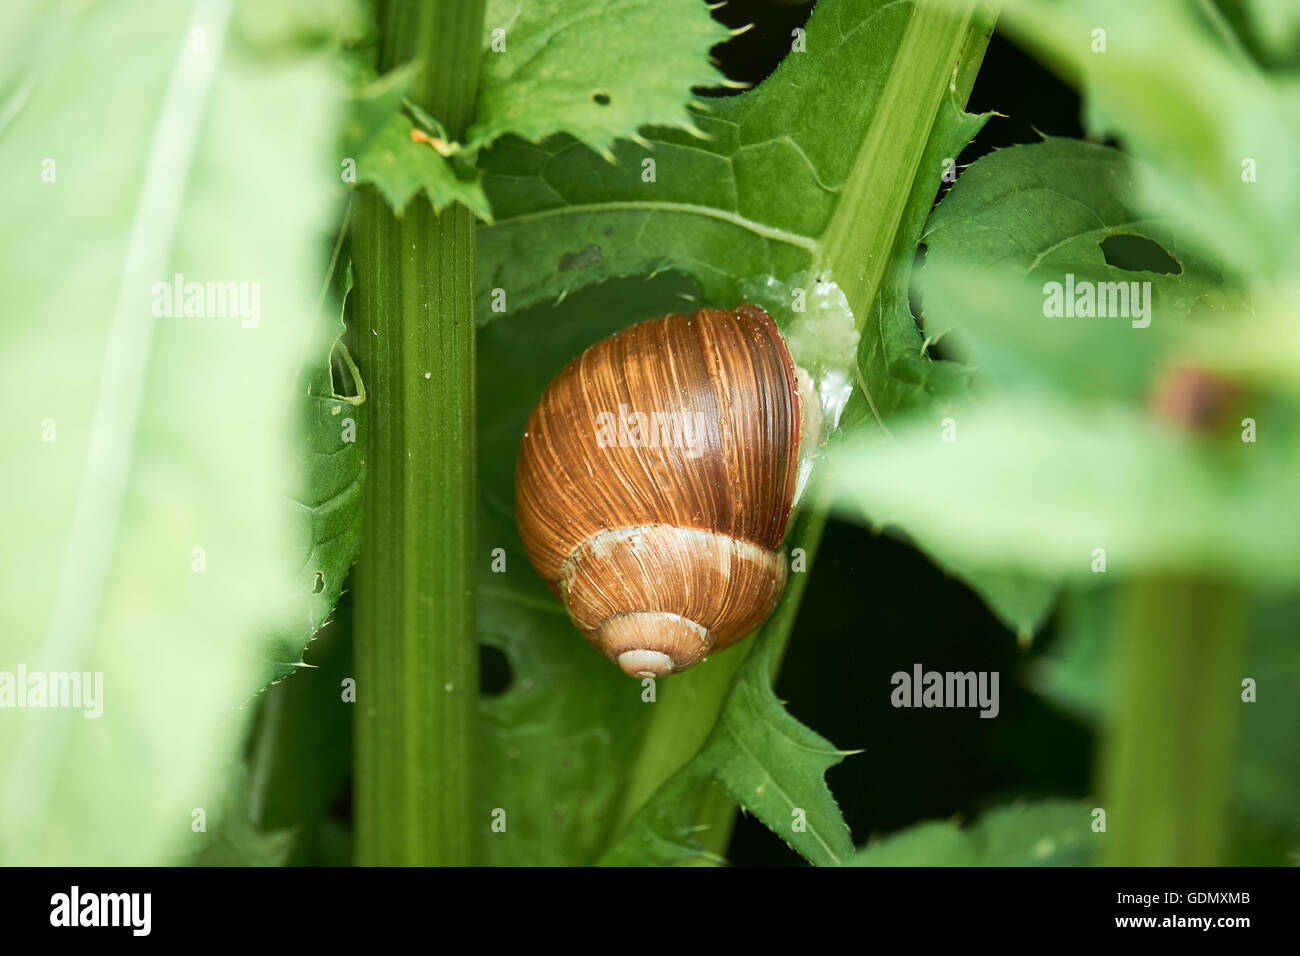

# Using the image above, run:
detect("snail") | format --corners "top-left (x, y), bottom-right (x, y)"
top-left (515, 304), bottom-right (806, 678)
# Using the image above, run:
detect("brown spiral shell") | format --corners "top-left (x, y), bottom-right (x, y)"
top-left (514, 304), bottom-right (803, 678)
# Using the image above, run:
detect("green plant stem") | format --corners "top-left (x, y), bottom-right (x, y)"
top-left (819, 0), bottom-right (991, 326)
top-left (1102, 577), bottom-right (1245, 865)
top-left (352, 0), bottom-right (486, 866)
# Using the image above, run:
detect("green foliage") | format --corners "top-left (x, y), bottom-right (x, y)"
top-left (0, 0), bottom-right (339, 863)
top-left (1033, 587), bottom-right (1300, 862)
top-left (997, 0), bottom-right (1300, 283)
top-left (829, 15), bottom-right (1300, 588)
top-left (477, 0), bottom-right (940, 316)
top-left (854, 800), bottom-right (1093, 866)
top-left (472, 0), bottom-right (1002, 865)
top-left (600, 563), bottom-right (857, 867)
top-left (17, 0), bottom-right (1295, 869)
top-left (356, 113), bottom-right (492, 216)
top-left (823, 0), bottom-right (1300, 865)
top-left (470, 0), bottom-right (735, 154)
top-left (343, 0), bottom-right (732, 218)
top-left (263, 262), bottom-right (366, 685)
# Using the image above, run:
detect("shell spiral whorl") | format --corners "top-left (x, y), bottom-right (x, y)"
top-left (514, 305), bottom-right (803, 678)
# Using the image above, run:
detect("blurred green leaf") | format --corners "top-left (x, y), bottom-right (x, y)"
top-left (199, 619), bottom-right (354, 865)
top-left (194, 767), bottom-right (298, 867)
top-left (337, 59), bottom-right (420, 156)
top-left (470, 0), bottom-right (734, 155)
top-left (854, 800), bottom-right (1093, 865)
top-left (996, 0), bottom-right (1300, 282)
top-left (0, 0), bottom-right (338, 863)
top-left (829, 396), bottom-right (1300, 586)
top-left (1242, 0), bottom-right (1300, 65)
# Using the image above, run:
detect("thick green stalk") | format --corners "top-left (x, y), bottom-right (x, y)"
top-left (1102, 578), bottom-right (1244, 865)
top-left (352, 0), bottom-right (486, 866)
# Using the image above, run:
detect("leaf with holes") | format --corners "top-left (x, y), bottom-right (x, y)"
top-left (263, 277), bottom-right (366, 686)
top-left (470, 0), bottom-right (735, 156)
top-left (996, 0), bottom-right (1300, 283)
top-left (921, 137), bottom-right (1237, 357)
top-left (477, 0), bottom-right (947, 318)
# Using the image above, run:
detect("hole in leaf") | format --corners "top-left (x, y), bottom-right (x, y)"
top-left (591, 90), bottom-right (611, 106)
top-left (329, 341), bottom-right (364, 400)
top-left (312, 571), bottom-right (325, 594)
top-left (1099, 234), bottom-right (1182, 275)
top-left (480, 643), bottom-right (512, 696)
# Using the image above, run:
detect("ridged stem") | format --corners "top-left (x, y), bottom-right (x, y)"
top-left (351, 0), bottom-right (485, 866)
top-left (819, 0), bottom-right (991, 326)
top-left (1101, 578), bottom-right (1244, 865)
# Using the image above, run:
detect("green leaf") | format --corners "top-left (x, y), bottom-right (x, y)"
top-left (196, 814), bottom-right (298, 867)
top-left (356, 113), bottom-right (491, 217)
top-left (338, 59), bottom-right (422, 156)
top-left (470, 0), bottom-right (735, 155)
top-left (262, 261), bottom-right (366, 685)
top-left (477, 0), bottom-right (939, 318)
top-left (845, 93), bottom-right (1061, 639)
top-left (0, 0), bottom-right (339, 863)
top-left (995, 0), bottom-right (1300, 282)
top-left (924, 549), bottom-right (1058, 642)
top-left (920, 138), bottom-right (1237, 402)
top-left (857, 95), bottom-right (986, 423)
top-left (599, 506), bottom-right (856, 867)
top-left (198, 620), bottom-right (355, 865)
top-left (1242, 0), bottom-right (1300, 65)
top-left (855, 800), bottom-right (1094, 866)
top-left (829, 397), bottom-right (1300, 586)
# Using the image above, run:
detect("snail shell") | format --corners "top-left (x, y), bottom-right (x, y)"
top-left (515, 304), bottom-right (803, 678)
